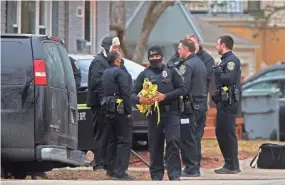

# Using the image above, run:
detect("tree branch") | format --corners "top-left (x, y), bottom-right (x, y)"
top-left (109, 23), bottom-right (131, 59)
top-left (264, 4), bottom-right (285, 25)
top-left (254, 4), bottom-right (285, 28)
top-left (109, 1), bottom-right (131, 59)
top-left (132, 1), bottom-right (175, 63)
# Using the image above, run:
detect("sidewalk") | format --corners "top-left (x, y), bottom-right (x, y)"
top-left (60, 158), bottom-right (285, 181)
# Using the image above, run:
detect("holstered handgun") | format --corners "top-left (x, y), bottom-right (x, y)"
top-left (233, 86), bottom-right (240, 102)
top-left (116, 99), bottom-right (125, 115)
top-left (184, 94), bottom-right (193, 114)
top-left (221, 88), bottom-right (229, 102)
top-left (178, 96), bottom-right (184, 113)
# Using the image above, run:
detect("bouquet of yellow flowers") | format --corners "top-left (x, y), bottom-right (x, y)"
top-left (136, 78), bottom-right (160, 124)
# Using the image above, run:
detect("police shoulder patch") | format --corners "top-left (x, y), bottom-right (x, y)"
top-left (227, 61), bottom-right (235, 71)
top-left (179, 65), bottom-right (186, 75)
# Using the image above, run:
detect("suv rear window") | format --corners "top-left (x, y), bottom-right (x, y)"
top-left (57, 45), bottom-right (76, 92)
top-left (42, 42), bottom-right (65, 89)
top-left (1, 39), bottom-right (33, 85)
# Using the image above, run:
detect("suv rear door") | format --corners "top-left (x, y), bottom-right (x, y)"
top-left (35, 40), bottom-right (77, 149)
top-left (57, 44), bottom-right (78, 146)
top-left (1, 36), bottom-right (36, 160)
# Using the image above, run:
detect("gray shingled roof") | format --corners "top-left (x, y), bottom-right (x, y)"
top-left (125, 1), bottom-right (203, 44)
top-left (195, 18), bottom-right (259, 48)
top-left (125, 1), bottom-right (259, 48)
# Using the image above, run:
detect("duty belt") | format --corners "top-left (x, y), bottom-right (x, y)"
top-left (157, 101), bottom-right (178, 112)
top-left (101, 96), bottom-right (125, 115)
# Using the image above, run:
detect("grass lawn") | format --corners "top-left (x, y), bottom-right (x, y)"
top-left (202, 139), bottom-right (285, 156)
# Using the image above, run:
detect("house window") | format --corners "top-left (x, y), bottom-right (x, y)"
top-left (209, 0), bottom-right (243, 14)
top-left (52, 1), bottom-right (59, 36)
top-left (6, 1), bottom-right (18, 33)
top-left (6, 1), bottom-right (52, 35)
top-left (21, 1), bottom-right (36, 34)
top-left (39, 1), bottom-right (46, 34)
top-left (247, 1), bottom-right (260, 13)
top-left (84, 0), bottom-right (91, 42)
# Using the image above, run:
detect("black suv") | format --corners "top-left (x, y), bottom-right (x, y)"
top-left (1, 34), bottom-right (86, 178)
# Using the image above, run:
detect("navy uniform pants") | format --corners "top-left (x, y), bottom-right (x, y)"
top-left (216, 102), bottom-right (240, 170)
top-left (179, 111), bottom-right (199, 173)
top-left (91, 107), bottom-right (108, 168)
top-left (148, 112), bottom-right (181, 180)
top-left (105, 114), bottom-right (133, 177)
top-left (196, 110), bottom-right (206, 170)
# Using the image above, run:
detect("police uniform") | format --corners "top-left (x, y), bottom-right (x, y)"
top-left (173, 53), bottom-right (207, 177)
top-left (102, 63), bottom-right (134, 180)
top-left (168, 51), bottom-right (180, 66)
top-left (195, 46), bottom-right (215, 169)
top-left (213, 51), bottom-right (241, 173)
top-left (132, 46), bottom-right (185, 181)
top-left (86, 36), bottom-right (116, 170)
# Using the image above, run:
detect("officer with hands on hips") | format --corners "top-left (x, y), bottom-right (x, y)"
top-left (132, 46), bottom-right (186, 181)
top-left (212, 35), bottom-right (241, 174)
top-left (101, 50), bottom-right (135, 180)
top-left (173, 39), bottom-right (207, 177)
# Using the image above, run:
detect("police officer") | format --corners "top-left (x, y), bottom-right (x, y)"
top-left (213, 35), bottom-right (241, 174)
top-left (175, 39), bottom-right (207, 177)
top-left (69, 56), bottom-right (82, 91)
top-left (102, 51), bottom-right (135, 180)
top-left (86, 36), bottom-right (121, 171)
top-left (185, 34), bottom-right (215, 172)
top-left (132, 46), bottom-right (185, 181)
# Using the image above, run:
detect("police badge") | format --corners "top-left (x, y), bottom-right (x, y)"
top-left (162, 70), bottom-right (168, 78)
top-left (179, 65), bottom-right (186, 75)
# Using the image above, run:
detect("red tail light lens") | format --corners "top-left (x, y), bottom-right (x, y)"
top-left (33, 59), bottom-right (47, 86)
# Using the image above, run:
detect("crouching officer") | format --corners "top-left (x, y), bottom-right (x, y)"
top-left (132, 46), bottom-right (186, 181)
top-left (101, 51), bottom-right (135, 180)
top-left (213, 35), bottom-right (241, 174)
top-left (174, 40), bottom-right (207, 177)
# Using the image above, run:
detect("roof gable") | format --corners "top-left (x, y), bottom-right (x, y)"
top-left (125, 1), bottom-right (203, 45)
top-left (125, 1), bottom-right (259, 48)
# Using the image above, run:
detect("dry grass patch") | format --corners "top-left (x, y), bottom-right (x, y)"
top-left (202, 139), bottom-right (285, 156)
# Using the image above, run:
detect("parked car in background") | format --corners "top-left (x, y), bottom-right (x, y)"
top-left (242, 76), bottom-right (285, 141)
top-left (1, 34), bottom-right (86, 179)
top-left (69, 54), bottom-right (149, 151)
top-left (242, 62), bottom-right (285, 85)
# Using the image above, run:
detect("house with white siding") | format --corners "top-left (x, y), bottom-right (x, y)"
top-left (1, 0), bottom-right (110, 54)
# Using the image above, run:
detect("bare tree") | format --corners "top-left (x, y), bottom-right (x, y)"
top-left (132, 1), bottom-right (175, 63)
top-left (251, 2), bottom-right (285, 43)
top-left (110, 1), bottom-right (175, 63)
top-left (110, 1), bottom-right (130, 58)
top-left (254, 2), bottom-right (285, 26)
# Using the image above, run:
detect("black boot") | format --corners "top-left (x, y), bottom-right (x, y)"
top-left (214, 167), bottom-right (239, 174)
top-left (112, 173), bottom-right (136, 181)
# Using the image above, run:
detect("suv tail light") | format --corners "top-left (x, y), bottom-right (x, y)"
top-left (33, 59), bottom-right (47, 86)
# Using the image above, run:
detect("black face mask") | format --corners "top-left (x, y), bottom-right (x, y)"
top-left (120, 59), bottom-right (124, 67)
top-left (149, 59), bottom-right (163, 69)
